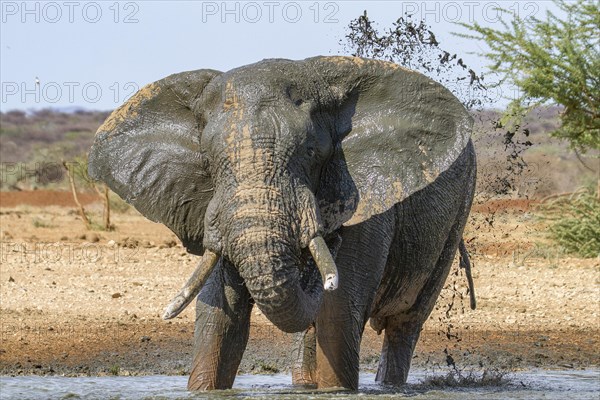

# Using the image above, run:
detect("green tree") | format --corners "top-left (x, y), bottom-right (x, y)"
top-left (458, 0), bottom-right (600, 151)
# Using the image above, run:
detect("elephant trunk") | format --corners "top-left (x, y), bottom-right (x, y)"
top-left (160, 177), bottom-right (338, 332)
top-left (225, 191), bottom-right (323, 333)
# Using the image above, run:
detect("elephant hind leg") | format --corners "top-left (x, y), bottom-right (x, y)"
top-left (376, 222), bottom-right (464, 385)
top-left (188, 259), bottom-right (253, 390)
top-left (375, 315), bottom-right (422, 385)
top-left (292, 325), bottom-right (317, 386)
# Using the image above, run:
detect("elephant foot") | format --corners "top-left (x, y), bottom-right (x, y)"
top-left (292, 325), bottom-right (317, 386)
top-left (375, 315), bottom-right (421, 385)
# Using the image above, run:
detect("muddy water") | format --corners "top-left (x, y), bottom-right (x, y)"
top-left (1, 370), bottom-right (598, 399)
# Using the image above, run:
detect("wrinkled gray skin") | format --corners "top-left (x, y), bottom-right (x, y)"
top-left (88, 56), bottom-right (476, 390)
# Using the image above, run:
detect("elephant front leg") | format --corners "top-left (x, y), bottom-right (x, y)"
top-left (315, 214), bottom-right (395, 389)
top-left (292, 325), bottom-right (317, 386)
top-left (188, 259), bottom-right (253, 390)
top-left (316, 301), bottom-right (363, 390)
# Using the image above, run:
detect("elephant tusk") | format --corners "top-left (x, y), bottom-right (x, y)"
top-left (308, 236), bottom-right (339, 291)
top-left (162, 250), bottom-right (219, 320)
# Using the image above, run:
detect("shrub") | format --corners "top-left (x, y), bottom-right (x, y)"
top-left (540, 187), bottom-right (600, 258)
top-left (108, 191), bottom-right (130, 214)
top-left (108, 364), bottom-right (120, 376)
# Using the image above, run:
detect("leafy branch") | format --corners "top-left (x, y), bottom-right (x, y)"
top-left (456, 0), bottom-right (600, 151)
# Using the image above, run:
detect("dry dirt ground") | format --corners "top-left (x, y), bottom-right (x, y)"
top-left (0, 191), bottom-right (598, 378)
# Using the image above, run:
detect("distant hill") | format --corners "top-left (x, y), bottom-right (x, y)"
top-left (470, 107), bottom-right (598, 198)
top-left (1, 107), bottom-right (597, 196)
top-left (1, 109), bottom-right (109, 164)
top-left (1, 109), bottom-right (109, 190)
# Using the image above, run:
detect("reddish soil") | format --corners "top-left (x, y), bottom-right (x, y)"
top-left (0, 191), bottom-right (540, 213)
top-left (471, 198), bottom-right (538, 213)
top-left (0, 190), bottom-right (100, 208)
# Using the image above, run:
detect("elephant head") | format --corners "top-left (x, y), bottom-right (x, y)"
top-left (88, 56), bottom-right (472, 333)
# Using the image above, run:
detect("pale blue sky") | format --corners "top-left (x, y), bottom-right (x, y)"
top-left (1, 1), bottom-right (557, 111)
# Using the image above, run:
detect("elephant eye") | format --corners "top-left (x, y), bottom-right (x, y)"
top-left (286, 86), bottom-right (304, 107)
top-left (307, 147), bottom-right (315, 158)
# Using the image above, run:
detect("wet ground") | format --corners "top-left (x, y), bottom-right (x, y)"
top-left (1, 370), bottom-right (599, 399)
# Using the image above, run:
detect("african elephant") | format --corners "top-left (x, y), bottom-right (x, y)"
top-left (88, 56), bottom-right (476, 391)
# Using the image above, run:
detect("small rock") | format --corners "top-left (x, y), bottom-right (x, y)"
top-left (60, 236), bottom-right (68, 241)
top-left (107, 240), bottom-right (116, 246)
top-left (140, 336), bottom-right (151, 343)
top-left (111, 292), bottom-right (122, 299)
top-left (8, 276), bottom-right (15, 283)
top-left (163, 240), bottom-right (177, 248)
top-left (88, 233), bottom-right (100, 243)
top-left (78, 234), bottom-right (86, 240)
top-left (121, 238), bottom-right (139, 248)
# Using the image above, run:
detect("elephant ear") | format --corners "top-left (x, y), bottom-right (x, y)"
top-left (88, 69), bottom-right (221, 255)
top-left (310, 56), bottom-right (473, 231)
